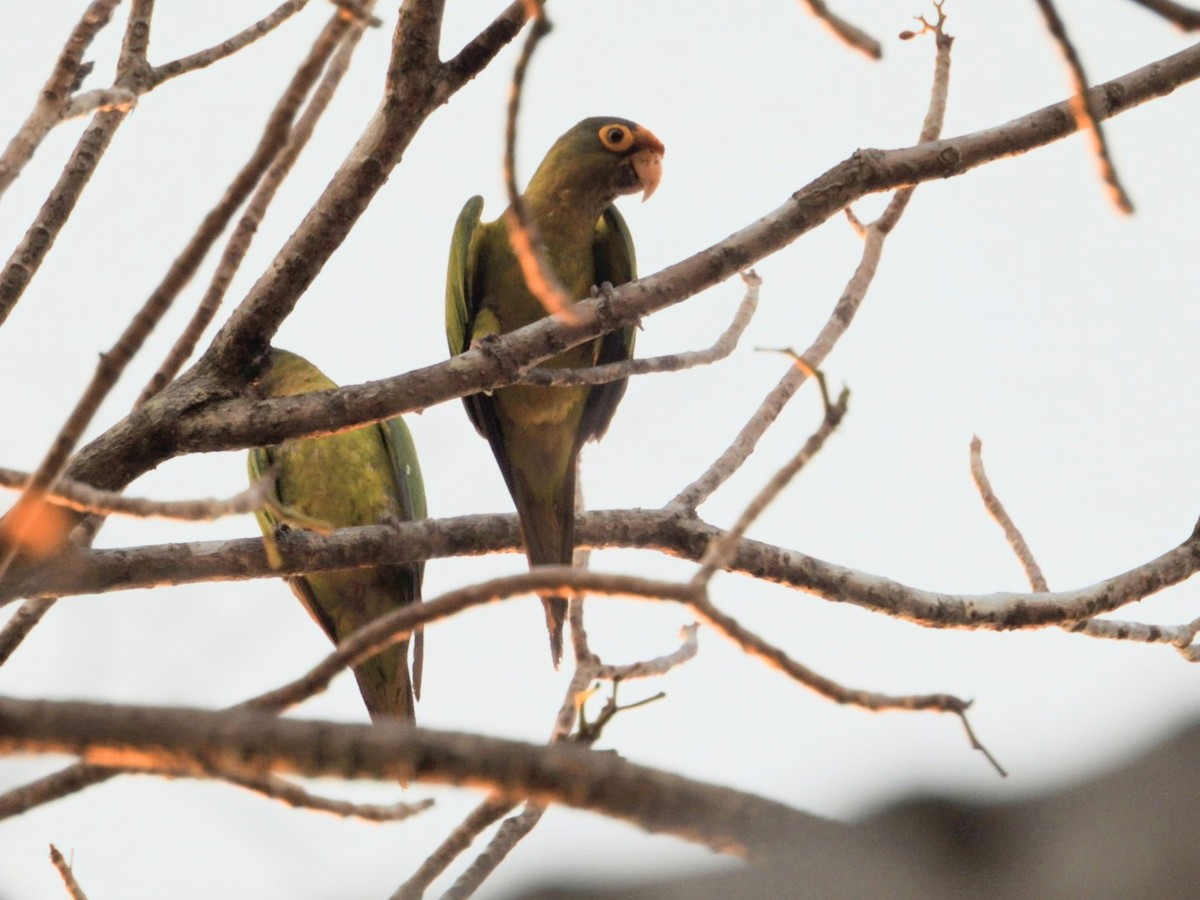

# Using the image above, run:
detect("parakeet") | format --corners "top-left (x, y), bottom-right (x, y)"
top-left (247, 348), bottom-right (426, 722)
top-left (445, 116), bottom-right (664, 666)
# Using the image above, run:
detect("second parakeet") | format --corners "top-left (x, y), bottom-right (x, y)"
top-left (248, 348), bottom-right (426, 722)
top-left (445, 117), bottom-right (664, 666)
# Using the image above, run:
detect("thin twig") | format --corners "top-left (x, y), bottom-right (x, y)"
top-left (240, 569), bottom-right (704, 715)
top-left (0, 517), bottom-right (101, 669)
top-left (430, 600), bottom-right (680, 896)
top-left (0, 598), bottom-right (56, 666)
top-left (0, 0), bottom-right (157, 327)
top-left (693, 370), bottom-right (848, 585)
top-left (797, 0), bottom-right (882, 59)
top-left (207, 770), bottom-right (432, 821)
top-left (1033, 0), bottom-right (1135, 213)
top-left (392, 799), bottom-right (515, 899)
top-left (969, 436), bottom-right (1049, 592)
top-left (588, 623), bottom-right (700, 682)
top-left (0, 7), bottom-right (353, 670)
top-left (0, 0), bottom-right (124, 198)
top-left (242, 567), bottom-right (980, 758)
top-left (137, 9), bottom-right (370, 403)
top-left (969, 437), bottom-right (1200, 663)
top-left (61, 87), bottom-right (137, 120)
top-left (149, 0), bottom-right (313, 86)
top-left (668, 8), bottom-right (952, 512)
top-left (1126, 0), bottom-right (1200, 29)
top-left (0, 468), bottom-right (271, 521)
top-left (444, 804), bottom-right (545, 899)
top-left (520, 271), bottom-right (761, 386)
top-left (49, 844), bottom-right (89, 900)
top-left (501, 3), bottom-right (578, 321)
top-left (0, 1), bottom-right (162, 570)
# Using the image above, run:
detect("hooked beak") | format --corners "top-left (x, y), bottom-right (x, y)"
top-left (631, 128), bottom-right (665, 202)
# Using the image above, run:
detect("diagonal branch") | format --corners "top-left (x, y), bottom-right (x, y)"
top-left (149, 0), bottom-right (314, 86)
top-left (1127, 0), bottom-right (1200, 28)
top-left (0, 0), bottom-right (124, 198)
top-left (797, 0), bottom-right (881, 59)
top-left (969, 436), bottom-right (1049, 592)
top-left (137, 9), bottom-right (370, 404)
top-left (49, 844), bottom-right (89, 900)
top-left (1033, 0), bottom-right (1135, 212)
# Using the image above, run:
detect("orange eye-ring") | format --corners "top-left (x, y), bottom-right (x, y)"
top-left (598, 124), bottom-right (634, 152)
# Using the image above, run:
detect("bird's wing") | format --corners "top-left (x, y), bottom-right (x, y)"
top-left (445, 195), bottom-right (520, 494)
top-left (580, 205), bottom-right (638, 443)
top-left (379, 415), bottom-right (426, 696)
top-left (445, 195), bottom-right (485, 361)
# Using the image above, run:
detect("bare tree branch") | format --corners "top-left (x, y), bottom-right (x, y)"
top-left (0, 696), bottom-right (822, 859)
top-left (196, 769), bottom-right (433, 821)
top-left (149, 0), bottom-right (313, 86)
top-left (501, 4), bottom-right (578, 320)
top-left (46, 37), bottom-right (1200, 510)
top-left (584, 623), bottom-right (700, 682)
top-left (444, 803), bottom-right (544, 898)
top-left (520, 270), bottom-right (761, 386)
top-left (393, 799), bottom-right (514, 899)
top-left (693, 371), bottom-right (848, 585)
top-left (132, 12), bottom-right (355, 405)
top-left (797, 0), bottom-right (882, 59)
top-left (670, 18), bottom-right (952, 512)
top-left (12, 509), bottom-right (1200, 636)
top-left (969, 437), bottom-right (1200, 661)
top-left (0, 598), bottom-right (55, 666)
top-left (137, 9), bottom-right (370, 404)
top-left (1127, 0), bottom-right (1200, 29)
top-left (49, 844), bottom-right (89, 900)
top-left (0, 0), bottom-right (124, 198)
top-left (61, 87), bottom-right (137, 120)
top-left (1033, 0), bottom-right (1135, 213)
top-left (969, 436), bottom-right (1050, 592)
top-left (0, 468), bottom-right (270, 521)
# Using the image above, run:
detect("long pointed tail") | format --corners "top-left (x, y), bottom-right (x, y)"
top-left (355, 638), bottom-right (415, 723)
top-left (509, 457), bottom-right (578, 667)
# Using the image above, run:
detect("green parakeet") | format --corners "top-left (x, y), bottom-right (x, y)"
top-left (445, 117), bottom-right (664, 666)
top-left (247, 348), bottom-right (426, 722)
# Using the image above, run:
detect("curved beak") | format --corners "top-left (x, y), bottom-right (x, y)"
top-left (631, 128), bottom-right (665, 202)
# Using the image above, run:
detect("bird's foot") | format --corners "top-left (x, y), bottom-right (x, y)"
top-left (469, 331), bottom-right (516, 390)
top-left (590, 281), bottom-right (639, 332)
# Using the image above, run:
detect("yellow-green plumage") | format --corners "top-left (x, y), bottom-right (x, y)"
top-left (446, 117), bottom-right (664, 665)
top-left (248, 348), bottom-right (426, 722)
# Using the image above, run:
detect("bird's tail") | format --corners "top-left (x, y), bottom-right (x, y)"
top-left (356, 639), bottom-right (415, 723)
top-left (509, 458), bottom-right (578, 667)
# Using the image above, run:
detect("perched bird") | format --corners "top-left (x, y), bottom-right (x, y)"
top-left (445, 116), bottom-right (664, 666)
top-left (247, 348), bottom-right (426, 722)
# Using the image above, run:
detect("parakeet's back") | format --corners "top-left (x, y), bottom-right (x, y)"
top-left (248, 349), bottom-right (425, 722)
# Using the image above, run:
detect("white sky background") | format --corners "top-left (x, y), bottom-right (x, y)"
top-left (1, 1), bottom-right (1198, 897)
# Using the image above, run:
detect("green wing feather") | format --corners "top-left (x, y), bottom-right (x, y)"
top-left (380, 414), bottom-right (426, 697)
top-left (579, 205), bottom-right (638, 443)
top-left (446, 195), bottom-right (485, 360)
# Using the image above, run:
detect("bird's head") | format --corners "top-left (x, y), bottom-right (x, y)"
top-left (526, 116), bottom-right (665, 212)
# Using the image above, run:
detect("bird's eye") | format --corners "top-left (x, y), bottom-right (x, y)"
top-left (598, 124), bottom-right (634, 152)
